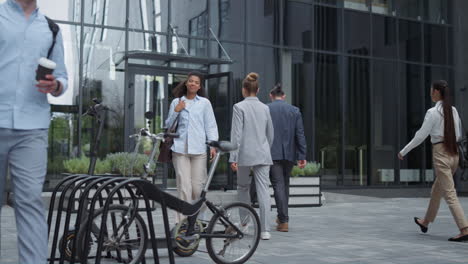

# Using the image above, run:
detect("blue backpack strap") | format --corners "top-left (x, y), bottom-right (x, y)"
top-left (45, 16), bottom-right (59, 59)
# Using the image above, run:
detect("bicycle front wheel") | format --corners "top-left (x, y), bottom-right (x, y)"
top-left (206, 202), bottom-right (261, 264)
top-left (76, 204), bottom-right (148, 264)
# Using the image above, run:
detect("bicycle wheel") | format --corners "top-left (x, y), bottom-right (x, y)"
top-left (206, 202), bottom-right (261, 264)
top-left (172, 218), bottom-right (204, 257)
top-left (76, 204), bottom-right (148, 264)
top-left (58, 229), bottom-right (80, 262)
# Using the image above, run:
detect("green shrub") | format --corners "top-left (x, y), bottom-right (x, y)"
top-left (94, 159), bottom-right (112, 175)
top-left (63, 156), bottom-right (112, 175)
top-left (291, 165), bottom-right (303, 177)
top-left (290, 161), bottom-right (321, 177)
top-left (63, 152), bottom-right (156, 176)
top-left (47, 155), bottom-right (66, 174)
top-left (105, 152), bottom-right (156, 177)
top-left (63, 156), bottom-right (91, 174)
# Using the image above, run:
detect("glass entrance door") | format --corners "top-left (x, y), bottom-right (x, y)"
top-left (205, 72), bottom-right (234, 190)
top-left (126, 69), bottom-right (168, 186)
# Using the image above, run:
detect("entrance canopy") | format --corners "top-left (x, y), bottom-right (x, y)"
top-left (115, 51), bottom-right (233, 68)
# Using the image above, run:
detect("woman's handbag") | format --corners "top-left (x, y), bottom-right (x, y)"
top-left (157, 100), bottom-right (181, 163)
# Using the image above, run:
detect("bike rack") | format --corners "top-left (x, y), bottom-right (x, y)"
top-left (47, 175), bottom-right (129, 264)
top-left (47, 175), bottom-right (175, 264)
top-left (81, 178), bottom-right (175, 264)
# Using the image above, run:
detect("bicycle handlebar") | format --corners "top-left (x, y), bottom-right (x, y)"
top-left (82, 98), bottom-right (109, 117)
top-left (129, 128), bottom-right (179, 141)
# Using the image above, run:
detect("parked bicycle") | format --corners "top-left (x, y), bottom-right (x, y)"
top-left (73, 128), bottom-right (261, 264)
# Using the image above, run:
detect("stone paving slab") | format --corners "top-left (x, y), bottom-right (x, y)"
top-left (1, 196), bottom-right (468, 263)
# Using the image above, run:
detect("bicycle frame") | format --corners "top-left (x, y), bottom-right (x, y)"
top-left (182, 150), bottom-right (244, 239)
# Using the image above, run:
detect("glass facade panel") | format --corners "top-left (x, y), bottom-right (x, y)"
top-left (371, 0), bottom-right (395, 15)
top-left (314, 54), bottom-right (341, 186)
top-left (129, 0), bottom-right (168, 33)
top-left (344, 0), bottom-right (370, 11)
top-left (246, 0), bottom-right (280, 44)
top-left (371, 60), bottom-right (397, 185)
top-left (40, 0), bottom-right (80, 22)
top-left (246, 46), bottom-right (279, 101)
top-left (345, 57), bottom-right (370, 186)
top-left (314, 6), bottom-right (340, 51)
top-left (424, 24), bottom-right (447, 65)
top-left (84, 0), bottom-right (126, 27)
top-left (170, 0), bottom-right (208, 36)
top-left (424, 0), bottom-right (449, 24)
top-left (81, 27), bottom-right (127, 157)
top-left (209, 41), bottom-right (245, 91)
top-left (285, 1), bottom-right (313, 49)
top-left (344, 10), bottom-right (370, 55)
top-left (399, 64), bottom-right (424, 184)
top-left (315, 0), bottom-right (338, 6)
top-left (211, 0), bottom-right (245, 41)
top-left (372, 15), bottom-right (397, 58)
top-left (399, 20), bottom-right (423, 62)
top-left (395, 0), bottom-right (423, 20)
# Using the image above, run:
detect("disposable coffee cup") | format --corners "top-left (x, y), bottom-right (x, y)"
top-left (36, 57), bottom-right (56, 81)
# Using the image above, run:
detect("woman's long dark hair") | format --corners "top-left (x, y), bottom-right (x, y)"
top-left (172, 71), bottom-right (206, 98)
top-left (433, 80), bottom-right (458, 155)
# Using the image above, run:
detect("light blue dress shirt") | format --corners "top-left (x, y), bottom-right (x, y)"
top-left (0, 0), bottom-right (68, 130)
top-left (165, 95), bottom-right (219, 155)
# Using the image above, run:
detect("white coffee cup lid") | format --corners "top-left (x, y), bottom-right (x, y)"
top-left (38, 57), bottom-right (56, 69)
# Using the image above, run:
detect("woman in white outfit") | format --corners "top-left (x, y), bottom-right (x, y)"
top-left (165, 72), bottom-right (219, 223)
top-left (398, 80), bottom-right (468, 242)
top-left (229, 72), bottom-right (275, 240)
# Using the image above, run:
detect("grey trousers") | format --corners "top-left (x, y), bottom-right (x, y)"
top-left (0, 128), bottom-right (48, 264)
top-left (237, 165), bottom-right (271, 232)
top-left (270, 160), bottom-right (294, 223)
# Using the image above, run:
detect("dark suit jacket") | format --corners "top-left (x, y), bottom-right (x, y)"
top-left (267, 100), bottom-right (307, 162)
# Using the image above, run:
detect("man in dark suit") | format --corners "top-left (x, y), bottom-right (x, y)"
top-left (268, 84), bottom-right (307, 232)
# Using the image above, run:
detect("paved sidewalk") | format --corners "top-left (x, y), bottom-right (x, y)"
top-left (1, 195), bottom-right (468, 263)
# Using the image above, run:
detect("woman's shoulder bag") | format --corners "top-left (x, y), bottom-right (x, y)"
top-left (157, 99), bottom-right (180, 163)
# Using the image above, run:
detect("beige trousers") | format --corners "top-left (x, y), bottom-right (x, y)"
top-left (172, 152), bottom-right (207, 223)
top-left (425, 144), bottom-right (468, 230)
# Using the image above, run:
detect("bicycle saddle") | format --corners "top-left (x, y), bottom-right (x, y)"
top-left (207, 141), bottom-right (237, 152)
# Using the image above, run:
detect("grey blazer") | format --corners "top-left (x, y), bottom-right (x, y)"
top-left (229, 97), bottom-right (274, 166)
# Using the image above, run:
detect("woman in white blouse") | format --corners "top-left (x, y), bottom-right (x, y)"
top-left (398, 80), bottom-right (468, 242)
top-left (165, 72), bottom-right (219, 223)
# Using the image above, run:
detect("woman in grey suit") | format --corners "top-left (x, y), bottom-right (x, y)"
top-left (229, 72), bottom-right (274, 240)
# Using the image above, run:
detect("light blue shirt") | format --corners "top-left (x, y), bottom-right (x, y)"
top-left (165, 95), bottom-right (219, 155)
top-left (0, 0), bottom-right (68, 130)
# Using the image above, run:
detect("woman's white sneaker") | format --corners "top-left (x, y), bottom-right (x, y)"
top-left (260, 232), bottom-right (271, 240)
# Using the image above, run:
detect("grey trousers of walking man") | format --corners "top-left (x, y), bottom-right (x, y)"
top-left (0, 129), bottom-right (49, 263)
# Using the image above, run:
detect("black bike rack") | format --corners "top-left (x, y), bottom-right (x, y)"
top-left (47, 175), bottom-right (125, 264)
top-left (47, 175), bottom-right (176, 264)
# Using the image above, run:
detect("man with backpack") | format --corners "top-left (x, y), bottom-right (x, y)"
top-left (0, 0), bottom-right (67, 262)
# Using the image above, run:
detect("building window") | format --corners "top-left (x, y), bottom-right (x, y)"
top-left (371, 0), bottom-right (396, 15)
top-left (314, 6), bottom-right (340, 51)
top-left (189, 11), bottom-right (208, 56)
top-left (345, 0), bottom-right (370, 11)
top-left (344, 10), bottom-right (370, 55)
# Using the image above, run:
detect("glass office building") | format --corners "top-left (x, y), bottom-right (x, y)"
top-left (18, 0), bottom-right (468, 190)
